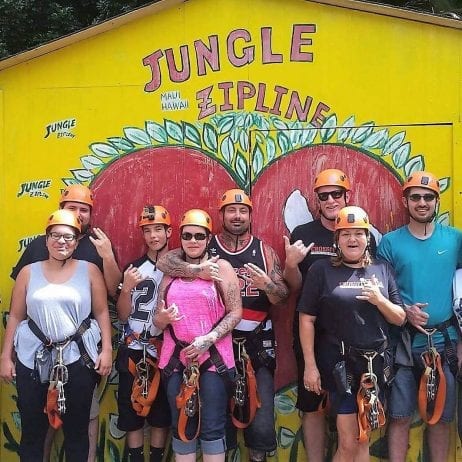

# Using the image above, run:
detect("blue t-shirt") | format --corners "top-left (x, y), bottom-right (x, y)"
top-left (377, 223), bottom-right (462, 347)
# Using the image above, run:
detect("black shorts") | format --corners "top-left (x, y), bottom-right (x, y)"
top-left (294, 343), bottom-right (326, 413)
top-left (116, 347), bottom-right (171, 431)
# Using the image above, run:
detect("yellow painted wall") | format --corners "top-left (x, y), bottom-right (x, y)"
top-left (0, 0), bottom-right (462, 460)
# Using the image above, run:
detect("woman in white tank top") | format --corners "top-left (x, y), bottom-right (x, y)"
top-left (0, 209), bottom-right (113, 462)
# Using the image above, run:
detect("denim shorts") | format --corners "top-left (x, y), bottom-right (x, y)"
top-left (166, 370), bottom-right (229, 455)
top-left (388, 343), bottom-right (456, 423)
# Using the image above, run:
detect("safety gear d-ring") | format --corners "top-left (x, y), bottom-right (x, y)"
top-left (176, 362), bottom-right (201, 442)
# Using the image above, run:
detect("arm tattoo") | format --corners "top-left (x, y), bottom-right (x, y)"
top-left (264, 246), bottom-right (289, 304)
top-left (157, 249), bottom-right (200, 278)
top-left (213, 281), bottom-right (241, 339)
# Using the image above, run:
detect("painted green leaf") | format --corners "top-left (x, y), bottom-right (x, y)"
top-left (244, 113), bottom-right (253, 129)
top-left (107, 137), bottom-right (133, 151)
top-left (404, 155), bottom-right (425, 177)
top-left (217, 114), bottom-right (235, 134)
top-left (289, 128), bottom-right (301, 147)
top-left (107, 439), bottom-right (121, 462)
top-left (439, 177), bottom-right (450, 194)
top-left (362, 128), bottom-right (389, 150)
top-left (203, 123), bottom-right (218, 152)
top-left (183, 121), bottom-right (202, 147)
top-left (351, 122), bottom-right (374, 144)
top-left (277, 131), bottom-right (290, 153)
top-left (165, 119), bottom-right (184, 143)
top-left (230, 126), bottom-right (240, 143)
top-left (71, 169), bottom-right (94, 182)
top-left (438, 212), bottom-right (450, 225)
top-left (239, 130), bottom-right (249, 152)
top-left (235, 152), bottom-right (248, 184)
top-left (256, 115), bottom-right (270, 131)
top-left (266, 137), bottom-right (276, 161)
top-left (124, 127), bottom-right (151, 146)
top-left (278, 426), bottom-right (296, 449)
top-left (146, 121), bottom-right (168, 143)
top-left (275, 392), bottom-right (296, 414)
top-left (12, 412), bottom-right (21, 431)
top-left (62, 178), bottom-right (79, 186)
top-left (109, 413), bottom-right (125, 439)
top-left (252, 143), bottom-right (264, 176)
top-left (392, 142), bottom-right (411, 168)
top-left (320, 114), bottom-right (337, 142)
top-left (272, 118), bottom-right (289, 130)
top-left (90, 142), bottom-right (119, 158)
top-left (300, 124), bottom-right (318, 145)
top-left (81, 155), bottom-right (104, 170)
top-left (337, 115), bottom-right (355, 142)
top-left (235, 113), bottom-right (246, 128)
top-left (255, 132), bottom-right (264, 144)
top-left (220, 136), bottom-right (235, 164)
top-left (382, 131), bottom-right (406, 156)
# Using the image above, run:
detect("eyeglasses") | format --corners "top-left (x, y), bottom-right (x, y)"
top-left (181, 232), bottom-right (207, 241)
top-left (48, 232), bottom-right (77, 242)
top-left (317, 190), bottom-right (344, 201)
top-left (408, 193), bottom-right (436, 202)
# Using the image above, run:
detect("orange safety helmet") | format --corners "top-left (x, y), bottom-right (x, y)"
top-left (138, 205), bottom-right (171, 228)
top-left (314, 169), bottom-right (350, 191)
top-left (402, 171), bottom-right (440, 196)
top-left (180, 209), bottom-right (213, 233)
top-left (335, 206), bottom-right (370, 231)
top-left (219, 189), bottom-right (253, 210)
top-left (46, 209), bottom-right (82, 234)
top-left (59, 184), bottom-right (94, 207)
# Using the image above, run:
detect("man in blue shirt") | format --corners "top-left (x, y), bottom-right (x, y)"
top-left (378, 171), bottom-right (462, 461)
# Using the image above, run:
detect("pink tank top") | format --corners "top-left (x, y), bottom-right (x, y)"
top-left (158, 278), bottom-right (235, 371)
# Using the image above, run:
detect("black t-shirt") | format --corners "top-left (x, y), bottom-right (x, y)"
top-left (297, 258), bottom-right (402, 349)
top-left (297, 258), bottom-right (402, 390)
top-left (291, 219), bottom-right (377, 342)
top-left (10, 233), bottom-right (104, 280)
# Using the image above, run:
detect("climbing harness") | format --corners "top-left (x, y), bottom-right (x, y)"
top-left (418, 328), bottom-right (446, 425)
top-left (230, 339), bottom-right (261, 428)
top-left (176, 362), bottom-right (201, 442)
top-left (356, 351), bottom-right (386, 442)
top-left (45, 340), bottom-right (71, 429)
top-left (127, 326), bottom-right (161, 417)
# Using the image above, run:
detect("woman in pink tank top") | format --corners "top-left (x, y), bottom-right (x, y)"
top-left (154, 209), bottom-right (242, 462)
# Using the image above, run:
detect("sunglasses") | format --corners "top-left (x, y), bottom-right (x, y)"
top-left (317, 190), bottom-right (344, 201)
top-left (48, 232), bottom-right (77, 242)
top-left (181, 232), bottom-right (207, 241)
top-left (408, 193), bottom-right (436, 202)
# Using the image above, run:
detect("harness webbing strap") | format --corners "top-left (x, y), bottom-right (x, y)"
top-left (356, 374), bottom-right (386, 443)
top-left (418, 349), bottom-right (446, 425)
top-left (128, 357), bottom-right (161, 417)
top-left (45, 382), bottom-right (63, 430)
top-left (176, 365), bottom-right (201, 443)
top-left (230, 356), bottom-right (261, 429)
top-left (28, 317), bottom-right (94, 368)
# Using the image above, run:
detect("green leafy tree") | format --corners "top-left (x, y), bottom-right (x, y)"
top-left (0, 0), bottom-right (460, 60)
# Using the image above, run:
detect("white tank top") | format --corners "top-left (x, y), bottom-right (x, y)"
top-left (14, 260), bottom-right (102, 368)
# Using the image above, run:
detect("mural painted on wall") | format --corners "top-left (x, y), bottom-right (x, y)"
top-left (1, 1), bottom-right (459, 460)
top-left (2, 112), bottom-right (451, 462)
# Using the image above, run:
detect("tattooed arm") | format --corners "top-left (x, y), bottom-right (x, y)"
top-left (156, 247), bottom-right (222, 281)
top-left (212, 259), bottom-right (242, 338)
top-left (261, 243), bottom-right (289, 305)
